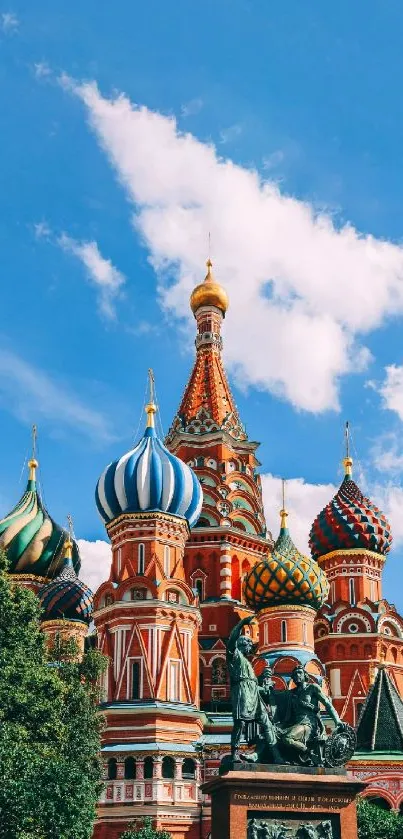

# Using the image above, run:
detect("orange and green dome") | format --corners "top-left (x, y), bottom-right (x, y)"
top-left (309, 457), bottom-right (392, 562)
top-left (190, 259), bottom-right (229, 316)
top-left (244, 510), bottom-right (329, 611)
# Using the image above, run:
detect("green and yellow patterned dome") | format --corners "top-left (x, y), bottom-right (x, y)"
top-left (243, 509), bottom-right (329, 611)
top-left (0, 457), bottom-right (80, 580)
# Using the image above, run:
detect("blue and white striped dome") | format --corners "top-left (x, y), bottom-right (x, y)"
top-left (95, 402), bottom-right (203, 528)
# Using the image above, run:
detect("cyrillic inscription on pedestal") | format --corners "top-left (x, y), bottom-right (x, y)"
top-left (247, 813), bottom-right (338, 838)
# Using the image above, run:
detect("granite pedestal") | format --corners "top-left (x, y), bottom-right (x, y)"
top-left (202, 765), bottom-right (366, 839)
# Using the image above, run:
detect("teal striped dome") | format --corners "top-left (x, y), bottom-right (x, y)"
top-left (0, 459), bottom-right (80, 579)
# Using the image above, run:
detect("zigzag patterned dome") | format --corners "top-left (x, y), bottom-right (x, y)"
top-left (95, 397), bottom-right (203, 528)
top-left (309, 457), bottom-right (392, 562)
top-left (38, 538), bottom-right (93, 625)
top-left (244, 510), bottom-right (329, 611)
top-left (0, 459), bottom-right (80, 579)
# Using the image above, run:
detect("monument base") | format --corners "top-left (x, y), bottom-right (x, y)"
top-left (202, 767), bottom-right (366, 839)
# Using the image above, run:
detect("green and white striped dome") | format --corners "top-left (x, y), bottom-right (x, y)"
top-left (0, 459), bottom-right (80, 579)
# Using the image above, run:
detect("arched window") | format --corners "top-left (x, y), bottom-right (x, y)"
top-left (124, 757), bottom-right (136, 779)
top-left (162, 756), bottom-right (175, 779)
top-left (349, 578), bottom-right (355, 605)
top-left (281, 621), bottom-right (287, 643)
top-left (132, 661), bottom-right (140, 700)
top-left (366, 796), bottom-right (391, 811)
top-left (107, 758), bottom-right (117, 780)
top-left (144, 757), bottom-right (153, 779)
top-left (182, 758), bottom-right (196, 779)
top-left (105, 594), bottom-right (113, 606)
top-left (138, 543), bottom-right (145, 575)
top-left (194, 578), bottom-right (204, 600)
top-left (164, 545), bottom-right (170, 577)
top-left (211, 658), bottom-right (227, 685)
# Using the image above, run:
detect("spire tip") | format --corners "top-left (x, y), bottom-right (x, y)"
top-left (145, 368), bottom-right (157, 428)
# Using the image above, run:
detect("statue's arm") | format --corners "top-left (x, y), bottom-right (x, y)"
top-left (227, 615), bottom-right (255, 654)
top-left (315, 685), bottom-right (342, 727)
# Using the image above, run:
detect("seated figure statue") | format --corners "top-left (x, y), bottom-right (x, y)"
top-left (278, 665), bottom-right (346, 764)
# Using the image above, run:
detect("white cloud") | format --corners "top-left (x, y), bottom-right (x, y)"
top-left (0, 349), bottom-right (114, 443)
top-left (262, 472), bottom-right (403, 556)
top-left (33, 61), bottom-right (51, 79)
top-left (33, 220), bottom-right (51, 239)
top-left (59, 234), bottom-right (126, 320)
top-left (261, 473), bottom-right (337, 555)
top-left (1, 12), bottom-right (18, 33)
top-left (371, 431), bottom-right (403, 474)
top-left (263, 150), bottom-right (285, 171)
top-left (219, 123), bottom-right (243, 144)
top-left (67, 80), bottom-right (403, 413)
top-left (378, 365), bottom-right (403, 421)
top-left (181, 98), bottom-right (203, 118)
top-left (78, 538), bottom-right (111, 592)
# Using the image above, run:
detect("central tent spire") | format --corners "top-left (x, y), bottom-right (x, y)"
top-left (166, 258), bottom-right (246, 444)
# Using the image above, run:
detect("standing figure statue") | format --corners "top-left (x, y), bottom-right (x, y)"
top-left (226, 616), bottom-right (281, 763)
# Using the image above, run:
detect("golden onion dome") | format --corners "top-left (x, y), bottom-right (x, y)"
top-left (190, 259), bottom-right (229, 316)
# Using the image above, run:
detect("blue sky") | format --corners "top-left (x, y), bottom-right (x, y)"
top-left (1, 1), bottom-right (403, 601)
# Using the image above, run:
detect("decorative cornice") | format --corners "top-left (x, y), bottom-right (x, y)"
top-left (107, 510), bottom-right (190, 536)
top-left (41, 618), bottom-right (88, 632)
top-left (319, 548), bottom-right (386, 563)
top-left (8, 573), bottom-right (45, 583)
top-left (258, 604), bottom-right (317, 616)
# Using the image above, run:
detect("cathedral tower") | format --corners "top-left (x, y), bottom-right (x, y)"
top-left (310, 437), bottom-right (403, 726)
top-left (38, 531), bottom-right (93, 657)
top-left (93, 379), bottom-right (204, 838)
top-left (166, 261), bottom-right (272, 708)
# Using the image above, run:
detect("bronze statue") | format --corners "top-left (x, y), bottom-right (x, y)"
top-left (226, 616), bottom-right (281, 763)
top-left (226, 618), bottom-right (356, 770)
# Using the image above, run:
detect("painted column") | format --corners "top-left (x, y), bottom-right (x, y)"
top-left (219, 541), bottom-right (232, 599)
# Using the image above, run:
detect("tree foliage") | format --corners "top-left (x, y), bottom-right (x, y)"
top-left (120, 817), bottom-right (172, 839)
top-left (0, 549), bottom-right (107, 839)
top-left (357, 798), bottom-right (403, 839)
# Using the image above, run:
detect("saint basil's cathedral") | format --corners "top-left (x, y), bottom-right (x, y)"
top-left (2, 260), bottom-right (403, 837)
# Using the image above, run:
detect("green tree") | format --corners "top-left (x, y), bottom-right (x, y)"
top-left (357, 798), bottom-right (403, 839)
top-left (120, 817), bottom-right (172, 839)
top-left (0, 549), bottom-right (107, 839)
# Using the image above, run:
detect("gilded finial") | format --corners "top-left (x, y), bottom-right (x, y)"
top-left (342, 421), bottom-right (353, 477)
top-left (280, 478), bottom-right (288, 530)
top-left (64, 514), bottom-right (74, 559)
top-left (145, 368), bottom-right (157, 428)
top-left (28, 424), bottom-right (38, 480)
top-left (205, 258), bottom-right (213, 282)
